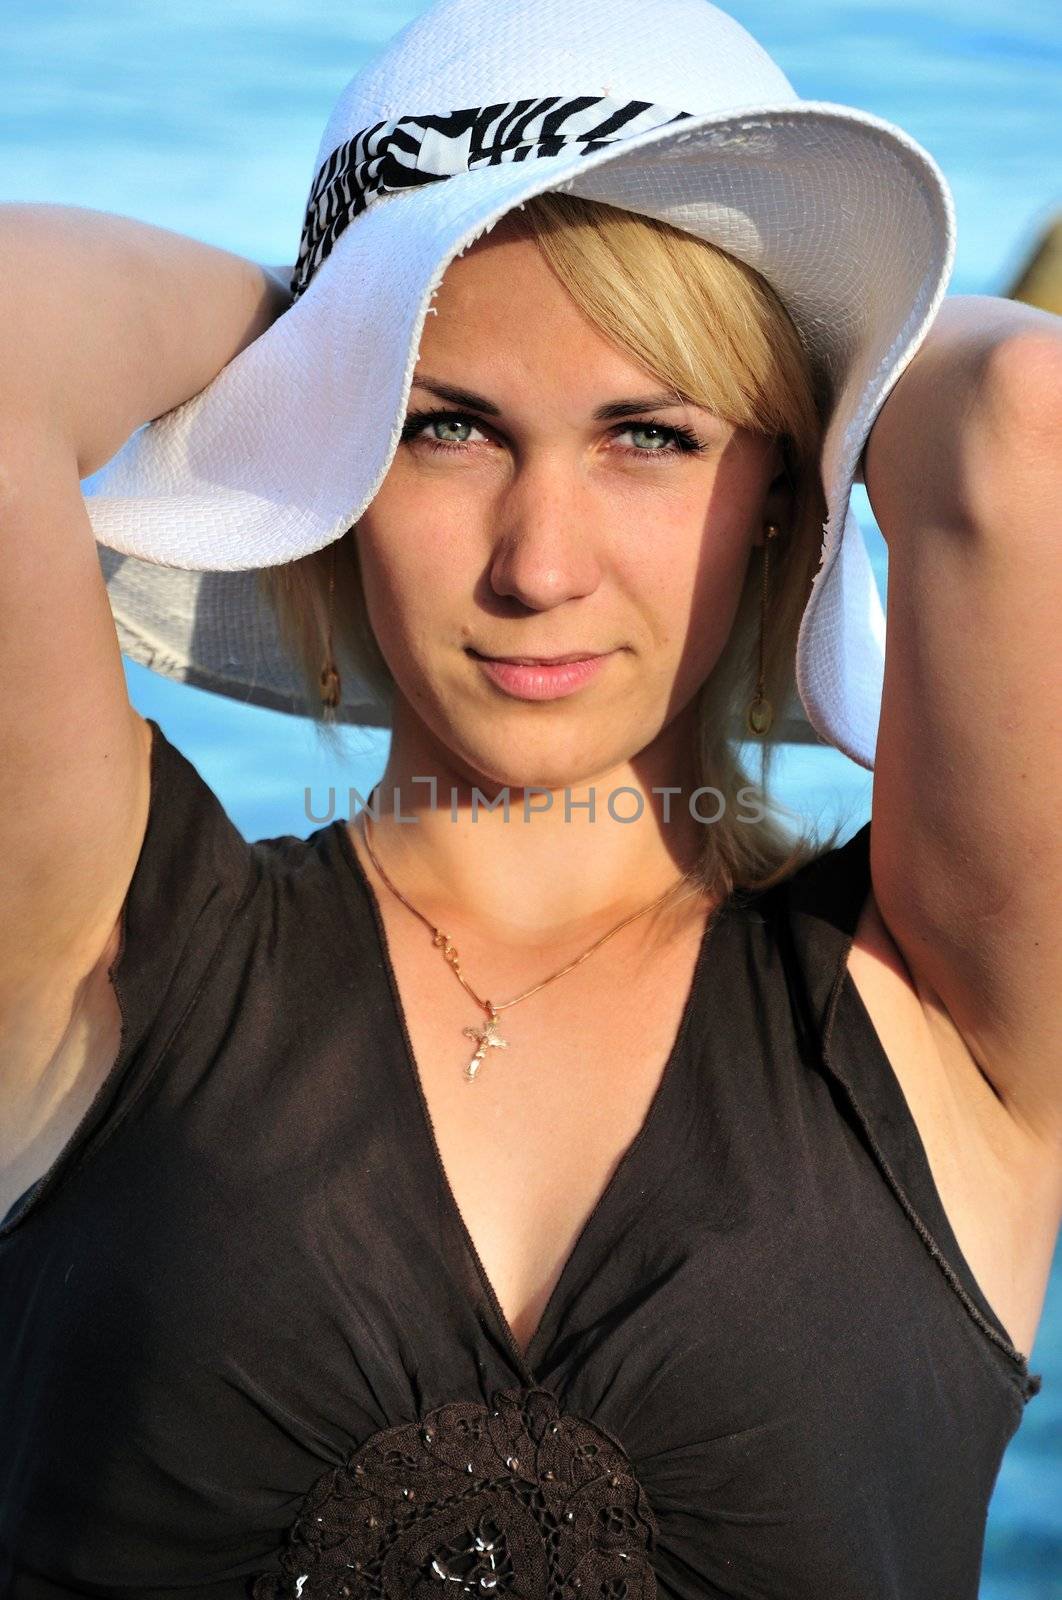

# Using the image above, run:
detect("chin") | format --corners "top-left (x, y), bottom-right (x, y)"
top-left (438, 721), bottom-right (622, 798)
top-left (397, 668), bottom-right (654, 794)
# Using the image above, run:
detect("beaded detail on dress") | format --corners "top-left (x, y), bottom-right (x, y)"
top-left (252, 1384), bottom-right (659, 1598)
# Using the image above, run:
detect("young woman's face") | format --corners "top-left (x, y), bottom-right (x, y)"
top-left (354, 220), bottom-right (790, 793)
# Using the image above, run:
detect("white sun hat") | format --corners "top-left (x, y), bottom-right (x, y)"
top-left (86, 0), bottom-right (955, 769)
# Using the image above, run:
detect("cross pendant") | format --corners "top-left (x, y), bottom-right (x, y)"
top-left (461, 1006), bottom-right (509, 1082)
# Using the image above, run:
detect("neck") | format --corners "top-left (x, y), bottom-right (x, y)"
top-left (349, 699), bottom-right (713, 950)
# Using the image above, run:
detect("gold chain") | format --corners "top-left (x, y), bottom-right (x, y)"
top-left (356, 796), bottom-right (704, 1081)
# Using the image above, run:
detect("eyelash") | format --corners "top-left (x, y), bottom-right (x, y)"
top-left (399, 407), bottom-right (709, 460)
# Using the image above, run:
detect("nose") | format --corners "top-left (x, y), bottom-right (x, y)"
top-left (487, 455), bottom-right (604, 611)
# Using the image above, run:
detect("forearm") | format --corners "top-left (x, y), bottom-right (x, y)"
top-left (0, 203), bottom-right (291, 478)
top-left (861, 294), bottom-right (1061, 542)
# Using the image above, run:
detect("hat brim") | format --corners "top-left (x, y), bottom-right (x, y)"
top-left (87, 100), bottom-right (954, 767)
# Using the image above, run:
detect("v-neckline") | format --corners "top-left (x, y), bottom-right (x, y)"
top-left (332, 815), bottom-right (734, 1387)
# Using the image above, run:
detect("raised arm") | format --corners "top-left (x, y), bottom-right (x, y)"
top-left (861, 293), bottom-right (1062, 1146)
top-left (0, 203), bottom-right (290, 1193)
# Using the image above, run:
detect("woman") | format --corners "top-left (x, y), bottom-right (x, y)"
top-left (1, 0), bottom-right (1059, 1595)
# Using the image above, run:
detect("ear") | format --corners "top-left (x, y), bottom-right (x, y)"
top-left (752, 441), bottom-right (796, 545)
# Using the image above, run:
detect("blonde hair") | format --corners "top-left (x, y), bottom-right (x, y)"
top-left (258, 192), bottom-right (850, 896)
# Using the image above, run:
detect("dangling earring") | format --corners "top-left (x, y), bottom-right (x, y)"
top-left (319, 541), bottom-right (342, 713)
top-left (746, 523), bottom-right (781, 737)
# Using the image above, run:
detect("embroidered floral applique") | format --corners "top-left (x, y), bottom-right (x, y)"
top-left (252, 1384), bottom-right (658, 1598)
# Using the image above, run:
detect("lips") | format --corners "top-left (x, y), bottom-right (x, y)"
top-left (468, 649), bottom-right (602, 666)
top-left (469, 649), bottom-right (611, 702)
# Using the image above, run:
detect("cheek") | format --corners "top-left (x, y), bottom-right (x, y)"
top-left (358, 479), bottom-right (469, 594)
top-left (357, 549), bottom-right (430, 661)
top-left (621, 499), bottom-right (753, 652)
top-left (354, 502), bottom-right (476, 675)
top-left (688, 536), bottom-right (755, 672)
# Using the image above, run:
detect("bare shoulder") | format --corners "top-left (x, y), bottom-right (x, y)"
top-left (846, 885), bottom-right (1062, 1358)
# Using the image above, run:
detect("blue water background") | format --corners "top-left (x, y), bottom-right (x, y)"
top-left (3, 2), bottom-right (1059, 1591)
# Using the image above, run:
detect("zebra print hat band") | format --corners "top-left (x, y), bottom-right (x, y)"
top-left (291, 96), bottom-right (692, 300)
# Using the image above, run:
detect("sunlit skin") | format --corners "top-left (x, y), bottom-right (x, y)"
top-left (348, 213), bottom-right (793, 950)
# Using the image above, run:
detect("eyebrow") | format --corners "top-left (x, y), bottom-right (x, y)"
top-left (410, 375), bottom-right (695, 421)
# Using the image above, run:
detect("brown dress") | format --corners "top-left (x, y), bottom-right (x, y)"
top-left (0, 718), bottom-right (1041, 1599)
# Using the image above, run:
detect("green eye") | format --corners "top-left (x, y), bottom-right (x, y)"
top-left (400, 410), bottom-right (488, 451)
top-left (628, 424), bottom-right (671, 451)
top-left (429, 417), bottom-right (474, 443)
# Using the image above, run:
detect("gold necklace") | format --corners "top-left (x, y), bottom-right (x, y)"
top-left (356, 799), bottom-right (704, 1083)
